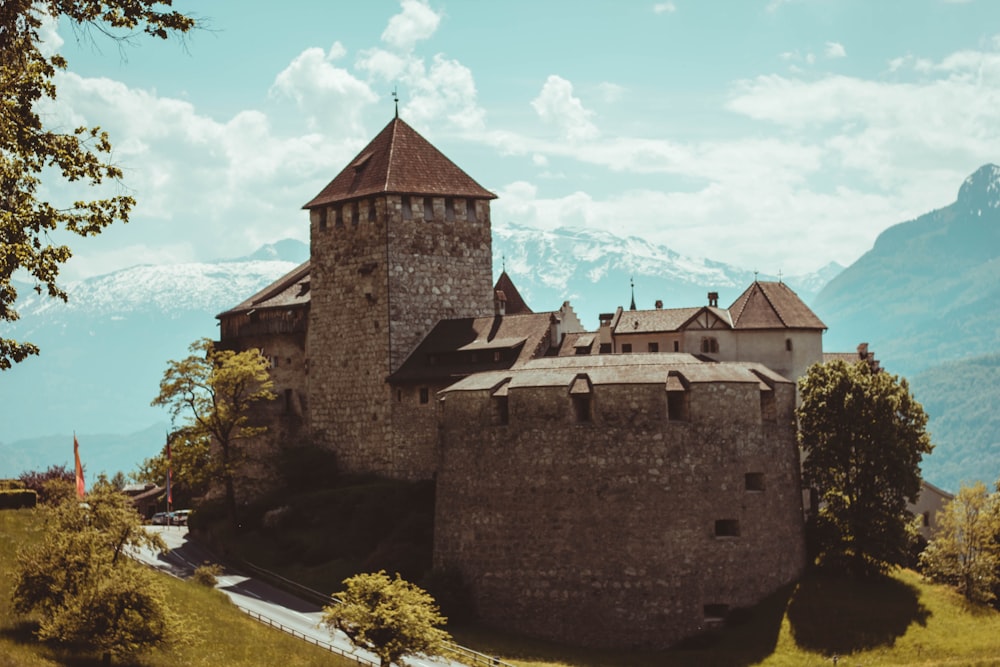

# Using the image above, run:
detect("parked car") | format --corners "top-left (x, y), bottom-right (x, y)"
top-left (172, 509), bottom-right (192, 525)
top-left (150, 511), bottom-right (170, 525)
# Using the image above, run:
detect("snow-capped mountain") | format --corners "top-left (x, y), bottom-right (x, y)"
top-left (493, 223), bottom-right (840, 326)
top-left (1, 240), bottom-right (308, 477)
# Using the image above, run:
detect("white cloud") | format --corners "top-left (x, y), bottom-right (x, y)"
top-left (381, 0), bottom-right (441, 51)
top-left (270, 44), bottom-right (378, 133)
top-left (825, 41), bottom-right (847, 58)
top-left (531, 75), bottom-right (599, 141)
top-left (653, 2), bottom-right (677, 14)
top-left (597, 82), bottom-right (626, 103)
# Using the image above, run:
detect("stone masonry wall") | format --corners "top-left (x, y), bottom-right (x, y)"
top-left (308, 194), bottom-right (493, 480)
top-left (434, 378), bottom-right (806, 648)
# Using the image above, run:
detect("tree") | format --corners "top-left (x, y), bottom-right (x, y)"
top-left (0, 0), bottom-right (195, 370)
top-left (323, 571), bottom-right (452, 667)
top-left (134, 428), bottom-right (215, 507)
top-left (920, 481), bottom-right (1000, 604)
top-left (798, 359), bottom-right (933, 577)
top-left (18, 463), bottom-right (75, 504)
top-left (12, 484), bottom-right (186, 664)
top-left (151, 338), bottom-right (275, 527)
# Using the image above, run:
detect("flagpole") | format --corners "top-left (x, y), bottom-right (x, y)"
top-left (165, 431), bottom-right (173, 528)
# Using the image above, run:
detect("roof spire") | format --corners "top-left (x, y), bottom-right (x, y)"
top-left (502, 253), bottom-right (507, 273)
top-left (392, 86), bottom-right (399, 118)
top-left (753, 269), bottom-right (759, 283)
top-left (629, 276), bottom-right (637, 311)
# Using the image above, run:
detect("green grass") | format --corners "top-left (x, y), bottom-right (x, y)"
top-left (0, 509), bottom-right (358, 667)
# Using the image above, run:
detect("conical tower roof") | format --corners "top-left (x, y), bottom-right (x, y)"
top-left (304, 116), bottom-right (496, 209)
top-left (493, 271), bottom-right (533, 314)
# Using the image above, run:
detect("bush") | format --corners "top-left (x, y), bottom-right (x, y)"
top-left (0, 479), bottom-right (26, 490)
top-left (192, 562), bottom-right (223, 587)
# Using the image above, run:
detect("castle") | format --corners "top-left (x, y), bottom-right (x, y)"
top-left (217, 115), bottom-right (829, 648)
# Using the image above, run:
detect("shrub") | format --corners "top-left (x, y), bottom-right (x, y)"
top-left (193, 562), bottom-right (223, 587)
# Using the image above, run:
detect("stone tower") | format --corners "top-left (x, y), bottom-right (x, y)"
top-left (303, 116), bottom-right (496, 478)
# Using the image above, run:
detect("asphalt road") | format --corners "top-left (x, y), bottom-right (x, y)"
top-left (135, 525), bottom-right (466, 667)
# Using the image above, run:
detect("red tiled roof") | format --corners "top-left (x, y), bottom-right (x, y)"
top-left (494, 271), bottom-right (532, 314)
top-left (728, 281), bottom-right (826, 330)
top-left (304, 117), bottom-right (496, 208)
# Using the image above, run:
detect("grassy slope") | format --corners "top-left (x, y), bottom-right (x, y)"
top-left (0, 509), bottom-right (357, 667)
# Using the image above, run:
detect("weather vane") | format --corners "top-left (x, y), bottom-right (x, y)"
top-left (392, 86), bottom-right (399, 118)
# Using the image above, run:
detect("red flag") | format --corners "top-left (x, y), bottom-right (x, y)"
top-left (166, 439), bottom-right (173, 506)
top-left (73, 435), bottom-right (85, 499)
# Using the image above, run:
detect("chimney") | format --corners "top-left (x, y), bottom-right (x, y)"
top-left (494, 289), bottom-right (507, 316)
top-left (857, 342), bottom-right (869, 359)
top-left (708, 292), bottom-right (719, 308)
top-left (655, 299), bottom-right (663, 309)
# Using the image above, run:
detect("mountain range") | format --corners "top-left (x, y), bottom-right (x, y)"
top-left (2, 166), bottom-right (998, 492)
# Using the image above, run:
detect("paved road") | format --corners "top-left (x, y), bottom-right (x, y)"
top-left (135, 525), bottom-right (465, 667)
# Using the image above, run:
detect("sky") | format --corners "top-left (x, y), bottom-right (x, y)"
top-left (36, 0), bottom-right (1000, 283)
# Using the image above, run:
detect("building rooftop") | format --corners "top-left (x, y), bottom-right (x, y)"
top-left (728, 281), bottom-right (826, 330)
top-left (304, 116), bottom-right (496, 209)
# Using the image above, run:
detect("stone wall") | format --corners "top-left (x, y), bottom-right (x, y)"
top-left (308, 194), bottom-right (493, 480)
top-left (434, 375), bottom-right (806, 648)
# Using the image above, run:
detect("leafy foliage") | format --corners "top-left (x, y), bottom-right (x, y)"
top-left (17, 463), bottom-right (74, 504)
top-left (0, 0), bottom-right (195, 369)
top-left (135, 428), bottom-right (215, 507)
top-left (323, 571), bottom-right (451, 667)
top-left (798, 360), bottom-right (933, 577)
top-left (920, 481), bottom-right (1000, 604)
top-left (151, 337), bottom-right (275, 526)
top-left (11, 485), bottom-right (187, 662)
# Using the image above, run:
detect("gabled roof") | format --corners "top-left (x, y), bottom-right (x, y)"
top-left (389, 312), bottom-right (554, 384)
top-left (216, 261), bottom-right (311, 319)
top-left (304, 116), bottom-right (496, 209)
top-left (728, 281), bottom-right (826, 330)
top-left (494, 271), bottom-right (532, 315)
top-left (612, 306), bottom-right (732, 335)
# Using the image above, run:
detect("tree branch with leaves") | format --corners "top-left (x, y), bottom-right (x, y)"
top-left (152, 337), bottom-right (275, 527)
top-left (0, 0), bottom-right (195, 369)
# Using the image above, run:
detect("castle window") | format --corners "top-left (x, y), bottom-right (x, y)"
top-left (786, 338), bottom-right (793, 352)
top-left (673, 341), bottom-right (680, 352)
top-left (334, 205), bottom-right (344, 228)
top-left (494, 395), bottom-right (509, 425)
top-left (466, 199), bottom-right (477, 222)
top-left (923, 511), bottom-right (930, 527)
top-left (621, 343), bottom-right (633, 353)
top-left (284, 389), bottom-right (293, 412)
top-left (666, 372), bottom-right (690, 421)
top-left (714, 519), bottom-right (740, 537)
top-left (423, 198), bottom-right (434, 221)
top-left (701, 337), bottom-right (719, 354)
top-left (319, 207), bottom-right (328, 232)
top-left (351, 201), bottom-right (359, 228)
top-left (419, 387), bottom-right (430, 404)
top-left (569, 374), bottom-right (593, 423)
top-left (760, 388), bottom-right (776, 423)
top-left (493, 350), bottom-right (503, 362)
top-left (648, 342), bottom-right (659, 353)
top-left (397, 389), bottom-right (402, 403)
top-left (745, 473), bottom-right (765, 491)
top-left (445, 198), bottom-right (455, 221)
top-left (367, 199), bottom-right (376, 223)
top-left (402, 196), bottom-right (412, 220)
